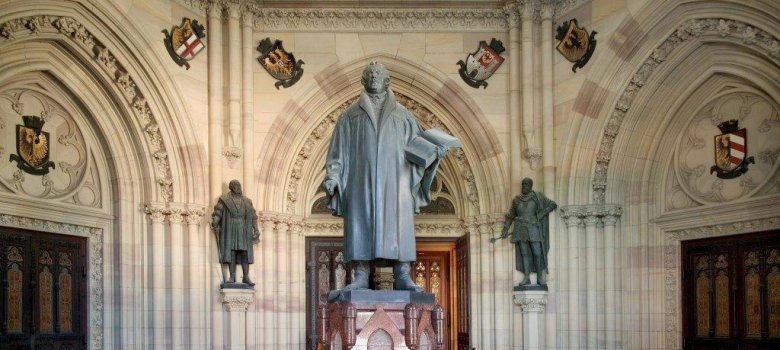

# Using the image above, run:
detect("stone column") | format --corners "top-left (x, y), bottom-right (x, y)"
top-left (226, 2), bottom-right (241, 149)
top-left (241, 11), bottom-right (254, 196)
top-left (465, 217), bottom-right (482, 347)
top-left (520, 1), bottom-right (540, 170)
top-left (276, 219), bottom-right (291, 348)
top-left (168, 204), bottom-right (186, 349)
top-left (506, 3), bottom-right (522, 194)
top-left (584, 214), bottom-right (599, 349)
top-left (477, 217), bottom-right (495, 350)
top-left (540, 3), bottom-right (555, 194)
top-left (259, 215), bottom-right (275, 348)
top-left (603, 209), bottom-right (622, 350)
top-left (186, 207), bottom-right (206, 349)
top-left (207, 0), bottom-right (224, 200)
top-left (221, 289), bottom-right (255, 350)
top-left (514, 290), bottom-right (548, 350)
top-left (144, 203), bottom-right (167, 349)
top-left (290, 220), bottom-right (305, 348)
top-left (561, 209), bottom-right (582, 349)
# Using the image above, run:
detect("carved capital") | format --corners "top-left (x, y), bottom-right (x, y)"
top-left (186, 207), bottom-right (206, 225)
top-left (524, 148), bottom-right (543, 170)
top-left (223, 146), bottom-right (242, 168)
top-left (206, 0), bottom-right (225, 17)
top-left (225, 2), bottom-right (240, 19)
top-left (144, 203), bottom-right (168, 223)
top-left (220, 288), bottom-right (255, 312)
top-left (168, 207), bottom-right (185, 224)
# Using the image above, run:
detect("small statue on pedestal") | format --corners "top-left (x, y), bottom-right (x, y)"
top-left (211, 180), bottom-right (260, 288)
top-left (491, 177), bottom-right (557, 289)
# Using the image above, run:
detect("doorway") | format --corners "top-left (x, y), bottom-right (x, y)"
top-left (305, 236), bottom-right (469, 350)
top-left (681, 230), bottom-right (780, 350)
top-left (0, 226), bottom-right (88, 349)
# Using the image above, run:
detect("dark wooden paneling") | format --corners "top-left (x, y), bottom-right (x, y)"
top-left (682, 229), bottom-right (780, 350)
top-left (0, 226), bottom-right (87, 350)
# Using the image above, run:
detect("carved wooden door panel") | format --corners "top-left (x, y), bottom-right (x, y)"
top-left (0, 226), bottom-right (87, 349)
top-left (455, 235), bottom-right (470, 350)
top-left (682, 230), bottom-right (780, 350)
top-left (415, 242), bottom-right (454, 350)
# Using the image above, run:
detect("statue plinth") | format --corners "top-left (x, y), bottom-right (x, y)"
top-left (318, 290), bottom-right (445, 350)
top-left (220, 288), bottom-right (255, 349)
top-left (513, 290), bottom-right (548, 350)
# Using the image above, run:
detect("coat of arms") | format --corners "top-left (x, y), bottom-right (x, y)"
top-left (710, 120), bottom-right (755, 179)
top-left (555, 19), bottom-right (597, 72)
top-left (257, 38), bottom-right (304, 89)
top-left (9, 115), bottom-right (55, 175)
top-left (457, 38), bottom-right (505, 89)
top-left (162, 18), bottom-right (206, 70)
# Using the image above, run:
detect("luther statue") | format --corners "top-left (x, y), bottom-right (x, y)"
top-left (323, 62), bottom-right (456, 292)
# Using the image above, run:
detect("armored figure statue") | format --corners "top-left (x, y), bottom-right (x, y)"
top-left (491, 177), bottom-right (557, 288)
top-left (211, 180), bottom-right (260, 287)
top-left (323, 62), bottom-right (454, 292)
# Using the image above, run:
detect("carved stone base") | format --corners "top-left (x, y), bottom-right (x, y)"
top-left (318, 290), bottom-right (445, 350)
top-left (220, 288), bottom-right (255, 350)
top-left (513, 290), bottom-right (548, 350)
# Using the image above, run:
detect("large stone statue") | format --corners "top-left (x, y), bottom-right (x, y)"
top-left (323, 62), bottom-right (453, 292)
top-left (211, 180), bottom-right (260, 287)
top-left (491, 177), bottom-right (557, 288)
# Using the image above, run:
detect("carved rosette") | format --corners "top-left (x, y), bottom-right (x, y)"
top-left (0, 15), bottom-right (175, 202)
top-left (592, 18), bottom-right (780, 203)
top-left (220, 288), bottom-right (255, 312)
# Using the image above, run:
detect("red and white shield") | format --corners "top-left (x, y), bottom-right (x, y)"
top-left (714, 128), bottom-right (747, 171)
top-left (464, 42), bottom-right (504, 81)
top-left (175, 33), bottom-right (205, 61)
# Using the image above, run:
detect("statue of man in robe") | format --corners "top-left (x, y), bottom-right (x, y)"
top-left (211, 180), bottom-right (260, 286)
top-left (323, 62), bottom-right (450, 292)
top-left (491, 177), bottom-right (557, 288)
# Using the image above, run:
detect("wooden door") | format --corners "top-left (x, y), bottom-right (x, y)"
top-left (0, 226), bottom-right (88, 349)
top-left (415, 242), bottom-right (454, 350)
top-left (455, 235), bottom-right (470, 350)
top-left (682, 230), bottom-right (780, 350)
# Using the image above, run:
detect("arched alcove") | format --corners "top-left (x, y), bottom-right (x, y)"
top-left (256, 53), bottom-right (507, 217)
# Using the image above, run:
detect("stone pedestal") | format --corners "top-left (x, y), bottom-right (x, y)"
top-left (318, 290), bottom-right (445, 350)
top-left (513, 290), bottom-right (548, 350)
top-left (220, 288), bottom-right (255, 350)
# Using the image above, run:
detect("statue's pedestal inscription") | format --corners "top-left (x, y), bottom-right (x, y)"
top-left (318, 290), bottom-right (445, 350)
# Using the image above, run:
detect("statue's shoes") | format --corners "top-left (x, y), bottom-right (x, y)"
top-left (394, 279), bottom-right (424, 292)
top-left (242, 277), bottom-right (255, 286)
top-left (342, 278), bottom-right (369, 290)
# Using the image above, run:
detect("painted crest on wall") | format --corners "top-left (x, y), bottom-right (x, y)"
top-left (9, 115), bottom-right (55, 175)
top-left (162, 18), bottom-right (206, 70)
top-left (710, 120), bottom-right (754, 179)
top-left (555, 19), bottom-right (597, 72)
top-left (257, 38), bottom-right (304, 89)
top-left (457, 38), bottom-right (505, 89)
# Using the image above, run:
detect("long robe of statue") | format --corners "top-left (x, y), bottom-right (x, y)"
top-left (325, 89), bottom-right (440, 263)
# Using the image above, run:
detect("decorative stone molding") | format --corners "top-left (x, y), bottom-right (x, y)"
top-left (0, 15), bottom-right (175, 202)
top-left (524, 148), bottom-right (543, 171)
top-left (513, 290), bottom-right (548, 313)
top-left (186, 207), bottom-right (206, 225)
top-left (286, 92), bottom-right (480, 214)
top-left (592, 18), bottom-right (780, 203)
top-left (222, 146), bottom-right (242, 168)
top-left (220, 288), bottom-right (255, 312)
top-left (662, 215), bottom-right (780, 349)
top-left (559, 203), bottom-right (622, 223)
top-left (0, 213), bottom-right (104, 349)
top-left (144, 203), bottom-right (168, 223)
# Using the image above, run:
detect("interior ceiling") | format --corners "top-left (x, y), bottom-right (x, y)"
top-left (251, 0), bottom-right (504, 9)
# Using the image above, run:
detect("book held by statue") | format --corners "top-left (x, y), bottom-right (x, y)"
top-left (405, 128), bottom-right (461, 167)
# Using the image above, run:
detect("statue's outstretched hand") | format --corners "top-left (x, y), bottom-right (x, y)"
top-left (435, 146), bottom-right (448, 159)
top-left (323, 179), bottom-right (337, 196)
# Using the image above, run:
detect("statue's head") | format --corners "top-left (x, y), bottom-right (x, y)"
top-left (228, 180), bottom-right (242, 194)
top-left (361, 61), bottom-right (390, 94)
top-left (521, 177), bottom-right (533, 195)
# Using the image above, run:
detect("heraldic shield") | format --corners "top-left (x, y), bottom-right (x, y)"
top-left (457, 38), bottom-right (505, 89)
top-left (710, 120), bottom-right (755, 179)
top-left (555, 19), bottom-right (597, 72)
top-left (163, 18), bottom-right (206, 70)
top-left (9, 115), bottom-right (55, 175)
top-left (257, 38), bottom-right (304, 89)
